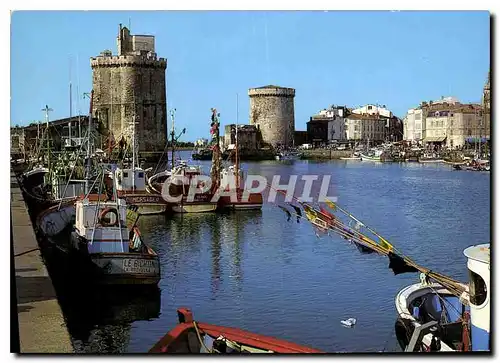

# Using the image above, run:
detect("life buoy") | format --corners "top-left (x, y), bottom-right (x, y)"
top-left (98, 207), bottom-right (119, 227)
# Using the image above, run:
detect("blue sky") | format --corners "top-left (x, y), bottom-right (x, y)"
top-left (11, 11), bottom-right (490, 141)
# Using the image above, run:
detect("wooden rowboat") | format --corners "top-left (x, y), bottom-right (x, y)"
top-left (149, 308), bottom-right (323, 354)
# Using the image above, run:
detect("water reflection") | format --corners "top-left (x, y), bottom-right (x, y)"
top-left (62, 286), bottom-right (161, 353)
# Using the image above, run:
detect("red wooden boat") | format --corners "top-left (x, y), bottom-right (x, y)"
top-left (149, 308), bottom-right (323, 354)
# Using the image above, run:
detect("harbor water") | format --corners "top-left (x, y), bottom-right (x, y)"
top-left (60, 153), bottom-right (491, 353)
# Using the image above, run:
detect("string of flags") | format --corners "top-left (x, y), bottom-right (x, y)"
top-left (273, 192), bottom-right (466, 297)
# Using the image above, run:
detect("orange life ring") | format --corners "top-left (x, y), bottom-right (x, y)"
top-left (98, 207), bottom-right (119, 227)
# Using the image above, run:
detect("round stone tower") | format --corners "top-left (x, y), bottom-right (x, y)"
top-left (248, 85), bottom-right (295, 148)
top-left (91, 24), bottom-right (167, 153)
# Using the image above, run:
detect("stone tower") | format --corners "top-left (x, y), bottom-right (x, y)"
top-left (248, 85), bottom-right (295, 148)
top-left (91, 24), bottom-right (167, 153)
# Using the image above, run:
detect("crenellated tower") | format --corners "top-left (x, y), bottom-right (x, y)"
top-left (91, 24), bottom-right (167, 153)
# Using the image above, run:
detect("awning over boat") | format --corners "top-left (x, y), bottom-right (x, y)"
top-left (424, 136), bottom-right (446, 143)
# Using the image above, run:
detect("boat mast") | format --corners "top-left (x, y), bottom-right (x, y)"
top-left (132, 117), bottom-right (136, 190)
top-left (210, 108), bottom-right (221, 192)
top-left (84, 91), bottom-right (94, 194)
top-left (170, 108), bottom-right (176, 170)
top-left (69, 58), bottom-right (72, 146)
top-left (41, 105), bottom-right (53, 171)
top-left (235, 93), bottom-right (239, 189)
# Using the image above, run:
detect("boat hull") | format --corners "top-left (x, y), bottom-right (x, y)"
top-left (69, 232), bottom-right (161, 285)
top-left (339, 157), bottom-right (361, 161)
top-left (36, 200), bottom-right (76, 237)
top-left (119, 193), bottom-right (168, 216)
top-left (360, 153), bottom-right (381, 162)
top-left (418, 159), bottom-right (444, 163)
top-left (149, 307), bottom-right (323, 353)
top-left (218, 190), bottom-right (263, 210)
top-left (90, 252), bottom-right (161, 285)
top-left (172, 203), bottom-right (218, 213)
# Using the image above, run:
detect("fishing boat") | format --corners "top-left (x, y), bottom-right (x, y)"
top-left (69, 192), bottom-right (160, 285)
top-left (148, 110), bottom-right (217, 214)
top-left (111, 122), bottom-right (168, 215)
top-left (340, 152), bottom-right (361, 161)
top-left (395, 244), bottom-right (489, 352)
top-left (360, 149), bottom-right (383, 161)
top-left (418, 154), bottom-right (444, 163)
top-left (149, 307), bottom-right (322, 354)
top-left (168, 165), bottom-right (218, 213)
top-left (218, 165), bottom-right (263, 210)
top-left (113, 166), bottom-right (168, 215)
top-left (218, 100), bottom-right (263, 211)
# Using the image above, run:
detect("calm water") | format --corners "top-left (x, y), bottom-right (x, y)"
top-left (65, 152), bottom-right (491, 353)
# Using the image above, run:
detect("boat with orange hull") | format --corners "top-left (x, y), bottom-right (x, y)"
top-left (149, 308), bottom-right (323, 354)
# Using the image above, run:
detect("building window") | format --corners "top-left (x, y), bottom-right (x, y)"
top-left (368, 105), bottom-right (373, 110)
top-left (123, 172), bottom-right (129, 177)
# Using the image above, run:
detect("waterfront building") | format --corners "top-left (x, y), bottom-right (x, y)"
top-left (224, 124), bottom-right (258, 151)
top-left (403, 91), bottom-right (489, 148)
top-left (403, 108), bottom-right (424, 143)
top-left (11, 115), bottom-right (97, 156)
top-left (293, 130), bottom-right (308, 147)
top-left (344, 113), bottom-right (387, 144)
top-left (306, 105), bottom-right (348, 147)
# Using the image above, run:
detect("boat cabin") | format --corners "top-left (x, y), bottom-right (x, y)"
top-left (115, 167), bottom-right (146, 192)
top-left (74, 195), bottom-right (129, 253)
top-left (464, 244), bottom-right (490, 351)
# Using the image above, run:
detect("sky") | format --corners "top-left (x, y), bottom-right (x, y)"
top-left (10, 10), bottom-right (490, 141)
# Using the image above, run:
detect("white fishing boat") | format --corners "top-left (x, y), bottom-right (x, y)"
top-left (418, 154), bottom-right (444, 163)
top-left (69, 193), bottom-right (161, 285)
top-left (340, 152), bottom-right (361, 161)
top-left (114, 166), bottom-right (168, 215)
top-left (360, 149), bottom-right (383, 161)
top-left (395, 244), bottom-right (489, 352)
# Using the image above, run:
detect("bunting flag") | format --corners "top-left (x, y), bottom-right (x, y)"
top-left (303, 204), bottom-right (317, 221)
top-left (325, 199), bottom-right (337, 211)
top-left (290, 204), bottom-right (302, 223)
top-left (126, 205), bottom-right (140, 229)
top-left (274, 195), bottom-right (466, 297)
top-left (354, 241), bottom-right (375, 254)
top-left (319, 207), bottom-right (334, 221)
top-left (388, 252), bottom-right (419, 275)
top-left (379, 237), bottom-right (394, 253)
top-left (278, 205), bottom-right (292, 222)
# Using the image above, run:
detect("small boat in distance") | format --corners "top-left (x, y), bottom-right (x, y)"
top-left (418, 154), bottom-right (444, 163)
top-left (149, 307), bottom-right (323, 353)
top-left (360, 149), bottom-right (383, 162)
top-left (340, 152), bottom-right (361, 161)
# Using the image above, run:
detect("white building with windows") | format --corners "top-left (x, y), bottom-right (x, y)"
top-left (352, 104), bottom-right (392, 118)
top-left (403, 108), bottom-right (424, 143)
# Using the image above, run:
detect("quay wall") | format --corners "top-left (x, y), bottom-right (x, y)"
top-left (300, 149), bottom-right (353, 160)
top-left (11, 171), bottom-right (73, 353)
